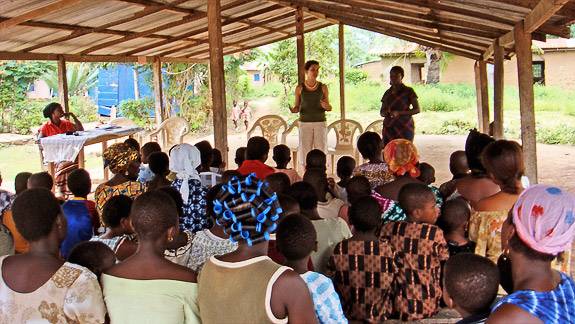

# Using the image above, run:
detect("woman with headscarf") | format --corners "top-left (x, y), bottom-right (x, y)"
top-left (169, 144), bottom-right (208, 233)
top-left (95, 143), bottom-right (145, 222)
top-left (38, 102), bottom-right (84, 197)
top-left (375, 139), bottom-right (443, 223)
top-left (488, 185), bottom-right (575, 323)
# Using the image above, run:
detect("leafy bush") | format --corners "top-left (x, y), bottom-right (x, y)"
top-left (438, 119), bottom-right (475, 135)
top-left (537, 124), bottom-right (575, 145)
top-left (119, 98), bottom-right (154, 128)
top-left (414, 84), bottom-right (475, 112)
top-left (251, 82), bottom-right (283, 98)
top-left (345, 68), bottom-right (368, 85)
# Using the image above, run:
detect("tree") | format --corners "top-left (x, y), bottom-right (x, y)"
top-left (224, 50), bottom-right (260, 102)
top-left (424, 48), bottom-right (442, 84)
top-left (42, 62), bottom-right (98, 96)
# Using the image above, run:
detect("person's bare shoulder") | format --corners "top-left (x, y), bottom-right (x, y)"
top-left (488, 304), bottom-right (542, 324)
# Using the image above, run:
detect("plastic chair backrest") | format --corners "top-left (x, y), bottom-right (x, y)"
top-left (327, 119), bottom-right (364, 151)
top-left (365, 120), bottom-right (383, 136)
top-left (199, 171), bottom-right (221, 188)
top-left (247, 115), bottom-right (287, 146)
top-left (151, 117), bottom-right (189, 149)
top-left (281, 118), bottom-right (300, 144)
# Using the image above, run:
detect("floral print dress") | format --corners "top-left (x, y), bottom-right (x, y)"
top-left (171, 178), bottom-right (209, 232)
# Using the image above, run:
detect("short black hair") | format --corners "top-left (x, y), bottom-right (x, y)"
top-left (246, 136), bottom-right (270, 160)
top-left (417, 162), bottom-right (436, 185)
top-left (28, 172), bottom-right (53, 190)
top-left (43, 102), bottom-right (61, 118)
top-left (337, 156), bottom-right (356, 179)
top-left (222, 170), bottom-right (242, 184)
top-left (14, 172), bottom-right (32, 194)
top-left (12, 188), bottom-right (61, 241)
top-left (346, 175), bottom-right (371, 205)
top-left (349, 195), bottom-right (382, 232)
top-left (195, 140), bottom-right (213, 167)
top-left (68, 241), bottom-right (116, 277)
top-left (437, 198), bottom-right (470, 234)
top-left (265, 172), bottom-right (291, 194)
top-left (465, 129), bottom-right (494, 173)
top-left (288, 181), bottom-right (318, 211)
top-left (390, 65), bottom-right (404, 77)
top-left (148, 152), bottom-right (170, 176)
top-left (303, 168), bottom-right (327, 199)
top-left (273, 144), bottom-right (291, 165)
top-left (156, 186), bottom-right (184, 218)
top-left (102, 195), bottom-right (133, 228)
top-left (276, 214), bottom-right (317, 260)
top-left (141, 141), bottom-right (162, 159)
top-left (131, 191), bottom-right (178, 240)
top-left (357, 132), bottom-right (382, 160)
top-left (211, 148), bottom-right (223, 168)
top-left (304, 60), bottom-right (319, 70)
top-left (67, 169), bottom-right (91, 197)
top-left (306, 149), bottom-right (326, 171)
top-left (444, 254), bottom-right (499, 314)
top-left (235, 147), bottom-right (247, 167)
top-left (278, 194), bottom-right (300, 218)
top-left (398, 183), bottom-right (435, 214)
top-left (124, 138), bottom-right (141, 153)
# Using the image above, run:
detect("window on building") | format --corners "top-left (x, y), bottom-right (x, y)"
top-left (532, 61), bottom-right (545, 85)
top-left (28, 82), bottom-right (35, 92)
top-left (253, 73), bottom-right (260, 81)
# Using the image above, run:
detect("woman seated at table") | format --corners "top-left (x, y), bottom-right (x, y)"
top-left (39, 102), bottom-right (84, 197)
top-left (95, 143), bottom-right (145, 225)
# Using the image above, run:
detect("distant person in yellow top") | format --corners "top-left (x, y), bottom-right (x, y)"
top-left (291, 60), bottom-right (332, 170)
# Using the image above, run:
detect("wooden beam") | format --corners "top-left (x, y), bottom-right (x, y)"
top-left (524, 0), bottom-right (570, 33)
top-left (0, 51), bottom-right (204, 63)
top-left (116, 0), bottom-right (192, 14)
top-left (57, 56), bottom-right (69, 113)
top-left (152, 57), bottom-right (165, 126)
top-left (339, 23), bottom-right (345, 120)
top-left (474, 60), bottom-right (490, 133)
top-left (0, 0), bottom-right (83, 32)
top-left (208, 0), bottom-right (228, 165)
top-left (514, 21), bottom-right (538, 183)
top-left (296, 7), bottom-right (306, 86)
top-left (493, 41), bottom-right (505, 139)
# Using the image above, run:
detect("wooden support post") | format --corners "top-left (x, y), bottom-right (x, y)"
top-left (57, 56), bottom-right (69, 113)
top-left (152, 57), bottom-right (164, 126)
top-left (338, 23), bottom-right (345, 120)
top-left (493, 41), bottom-right (505, 139)
top-left (514, 21), bottom-right (538, 184)
top-left (474, 60), bottom-right (489, 134)
top-left (296, 7), bottom-right (305, 85)
top-left (208, 0), bottom-right (229, 165)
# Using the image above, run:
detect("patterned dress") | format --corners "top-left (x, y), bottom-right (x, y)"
top-left (382, 186), bottom-right (444, 223)
top-left (380, 84), bottom-right (418, 145)
top-left (94, 181), bottom-right (145, 224)
top-left (492, 272), bottom-right (575, 323)
top-left (300, 271), bottom-right (348, 324)
top-left (353, 162), bottom-right (395, 189)
top-left (189, 229), bottom-right (238, 272)
top-left (0, 256), bottom-right (106, 323)
top-left (171, 178), bottom-right (209, 232)
top-left (380, 221), bottom-right (449, 321)
top-left (327, 239), bottom-right (395, 322)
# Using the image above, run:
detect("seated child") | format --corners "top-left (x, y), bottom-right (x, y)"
top-left (328, 196), bottom-right (394, 322)
top-left (146, 152), bottom-right (171, 191)
top-left (354, 131), bottom-right (394, 188)
top-left (234, 146), bottom-right (246, 169)
top-left (27, 172), bottom-right (54, 191)
top-left (306, 149), bottom-right (327, 172)
top-left (277, 214), bottom-right (347, 324)
top-left (124, 137), bottom-right (140, 153)
top-left (437, 198), bottom-right (475, 256)
top-left (439, 151), bottom-right (470, 199)
top-left (237, 137), bottom-right (275, 179)
top-left (138, 142), bottom-right (162, 184)
top-left (288, 181), bottom-right (351, 274)
top-left (210, 148), bottom-right (225, 173)
top-left (272, 144), bottom-right (301, 183)
top-left (1, 172), bottom-right (31, 255)
top-left (68, 241), bottom-right (116, 278)
top-left (90, 195), bottom-right (137, 261)
top-left (345, 175), bottom-right (394, 216)
top-left (0, 171), bottom-right (13, 216)
top-left (14, 172), bottom-right (32, 195)
top-left (418, 162), bottom-right (436, 185)
top-left (380, 183), bottom-right (449, 321)
top-left (335, 156), bottom-right (355, 203)
top-left (60, 169), bottom-right (98, 258)
top-left (197, 175), bottom-right (317, 323)
top-left (443, 254), bottom-right (499, 324)
top-left (304, 169), bottom-right (346, 221)
top-left (195, 140), bottom-right (213, 173)
top-left (265, 172), bottom-right (291, 194)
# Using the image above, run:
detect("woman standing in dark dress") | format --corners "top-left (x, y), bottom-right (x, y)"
top-left (380, 66), bottom-right (420, 146)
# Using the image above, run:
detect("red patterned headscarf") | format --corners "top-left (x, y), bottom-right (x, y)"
top-left (383, 139), bottom-right (420, 178)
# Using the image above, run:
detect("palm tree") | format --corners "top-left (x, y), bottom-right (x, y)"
top-left (42, 63), bottom-right (98, 96)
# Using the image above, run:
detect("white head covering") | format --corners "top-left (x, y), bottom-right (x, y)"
top-left (169, 144), bottom-right (201, 202)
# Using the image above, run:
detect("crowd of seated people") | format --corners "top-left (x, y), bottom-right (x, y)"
top-left (0, 129), bottom-right (574, 324)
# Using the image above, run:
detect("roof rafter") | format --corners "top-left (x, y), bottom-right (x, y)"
top-left (0, 0), bottom-right (83, 33)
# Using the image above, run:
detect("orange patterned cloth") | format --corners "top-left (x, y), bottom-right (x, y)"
top-left (383, 139), bottom-right (420, 178)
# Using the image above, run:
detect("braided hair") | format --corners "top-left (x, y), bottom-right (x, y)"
top-left (213, 173), bottom-right (282, 246)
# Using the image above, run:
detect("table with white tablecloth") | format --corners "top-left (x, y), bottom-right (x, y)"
top-left (40, 126), bottom-right (143, 181)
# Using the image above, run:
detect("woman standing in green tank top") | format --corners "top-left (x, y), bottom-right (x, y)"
top-left (290, 60), bottom-right (332, 170)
